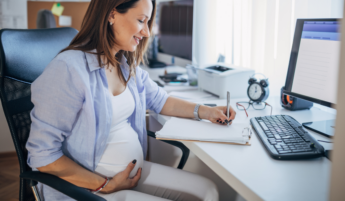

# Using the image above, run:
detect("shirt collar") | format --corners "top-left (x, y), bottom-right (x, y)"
top-left (84, 49), bottom-right (129, 73)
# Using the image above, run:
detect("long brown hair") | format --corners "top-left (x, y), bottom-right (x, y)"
top-left (61, 0), bottom-right (156, 84)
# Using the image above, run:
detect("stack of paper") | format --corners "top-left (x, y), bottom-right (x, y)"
top-left (156, 117), bottom-right (251, 145)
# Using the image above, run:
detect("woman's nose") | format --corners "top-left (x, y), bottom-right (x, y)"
top-left (141, 24), bottom-right (150, 37)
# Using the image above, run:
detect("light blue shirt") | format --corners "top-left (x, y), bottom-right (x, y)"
top-left (26, 50), bottom-right (168, 200)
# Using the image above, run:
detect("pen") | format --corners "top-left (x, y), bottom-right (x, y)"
top-left (227, 91), bottom-right (230, 127)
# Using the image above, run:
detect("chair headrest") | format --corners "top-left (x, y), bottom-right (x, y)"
top-left (37, 9), bottom-right (57, 29)
top-left (0, 28), bottom-right (78, 83)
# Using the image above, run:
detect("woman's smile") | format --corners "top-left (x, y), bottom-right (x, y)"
top-left (133, 36), bottom-right (142, 45)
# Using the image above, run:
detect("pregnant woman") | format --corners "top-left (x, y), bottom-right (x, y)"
top-left (26, 0), bottom-right (236, 200)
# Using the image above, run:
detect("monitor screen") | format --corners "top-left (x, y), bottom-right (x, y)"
top-left (156, 0), bottom-right (193, 61)
top-left (284, 19), bottom-right (341, 107)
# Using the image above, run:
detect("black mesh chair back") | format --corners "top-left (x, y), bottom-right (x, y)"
top-left (0, 28), bottom-right (78, 201)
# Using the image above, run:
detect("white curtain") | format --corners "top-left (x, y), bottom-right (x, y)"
top-left (215, 0), bottom-right (344, 95)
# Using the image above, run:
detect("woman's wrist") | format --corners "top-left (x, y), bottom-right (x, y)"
top-left (198, 105), bottom-right (211, 120)
top-left (93, 176), bottom-right (107, 190)
top-left (99, 178), bottom-right (115, 194)
top-left (90, 177), bottom-right (110, 193)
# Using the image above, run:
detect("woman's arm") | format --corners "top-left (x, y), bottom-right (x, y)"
top-left (38, 155), bottom-right (105, 190)
top-left (160, 96), bottom-right (208, 119)
top-left (138, 67), bottom-right (236, 123)
top-left (38, 156), bottom-right (142, 193)
top-left (160, 96), bottom-right (236, 124)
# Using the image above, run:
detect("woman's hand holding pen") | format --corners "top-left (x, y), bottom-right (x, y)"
top-left (199, 105), bottom-right (236, 125)
top-left (100, 160), bottom-right (141, 194)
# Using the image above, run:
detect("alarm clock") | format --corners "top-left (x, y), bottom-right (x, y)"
top-left (247, 73), bottom-right (270, 102)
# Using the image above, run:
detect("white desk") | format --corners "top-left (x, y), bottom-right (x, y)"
top-left (140, 65), bottom-right (198, 93)
top-left (149, 95), bottom-right (334, 201)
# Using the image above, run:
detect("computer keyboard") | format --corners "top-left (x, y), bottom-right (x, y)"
top-left (250, 115), bottom-right (325, 160)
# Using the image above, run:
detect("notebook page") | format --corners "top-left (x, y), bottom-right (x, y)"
top-left (156, 117), bottom-right (250, 144)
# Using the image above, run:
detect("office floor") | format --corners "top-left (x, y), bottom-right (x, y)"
top-left (0, 152), bottom-right (20, 201)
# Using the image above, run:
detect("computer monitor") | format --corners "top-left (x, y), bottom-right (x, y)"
top-left (147, 0), bottom-right (193, 68)
top-left (283, 18), bottom-right (341, 138)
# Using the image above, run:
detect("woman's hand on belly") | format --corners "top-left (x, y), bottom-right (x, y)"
top-left (100, 160), bottom-right (142, 194)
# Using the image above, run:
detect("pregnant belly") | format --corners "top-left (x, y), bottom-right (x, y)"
top-left (95, 124), bottom-right (144, 178)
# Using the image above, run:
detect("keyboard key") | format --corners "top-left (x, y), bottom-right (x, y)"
top-left (274, 135), bottom-right (281, 139)
top-left (295, 149), bottom-right (306, 152)
top-left (259, 121), bottom-right (269, 130)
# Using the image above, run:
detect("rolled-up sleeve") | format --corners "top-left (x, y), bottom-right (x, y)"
top-left (26, 59), bottom-right (84, 168)
top-left (139, 67), bottom-right (168, 114)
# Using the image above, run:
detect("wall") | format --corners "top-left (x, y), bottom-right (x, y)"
top-left (0, 102), bottom-right (15, 153)
top-left (192, 0), bottom-right (218, 67)
top-left (27, 1), bottom-right (90, 30)
top-left (329, 1), bottom-right (345, 199)
top-left (0, 0), bottom-right (27, 29)
top-left (0, 0), bottom-right (27, 153)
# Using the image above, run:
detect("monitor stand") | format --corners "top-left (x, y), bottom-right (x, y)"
top-left (302, 119), bottom-right (335, 138)
top-left (148, 59), bottom-right (167, 68)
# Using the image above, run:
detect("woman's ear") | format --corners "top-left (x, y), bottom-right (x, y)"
top-left (108, 8), bottom-right (116, 24)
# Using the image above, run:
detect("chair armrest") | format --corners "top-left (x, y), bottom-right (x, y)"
top-left (20, 171), bottom-right (106, 201)
top-left (147, 130), bottom-right (190, 169)
top-left (147, 130), bottom-right (156, 138)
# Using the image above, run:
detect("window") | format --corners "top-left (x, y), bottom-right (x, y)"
top-left (215, 0), bottom-right (344, 95)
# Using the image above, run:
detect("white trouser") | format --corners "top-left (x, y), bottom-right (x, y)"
top-left (97, 161), bottom-right (219, 201)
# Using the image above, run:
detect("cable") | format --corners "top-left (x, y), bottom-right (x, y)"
top-left (318, 140), bottom-right (333, 143)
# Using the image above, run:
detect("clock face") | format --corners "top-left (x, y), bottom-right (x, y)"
top-left (248, 83), bottom-right (263, 100)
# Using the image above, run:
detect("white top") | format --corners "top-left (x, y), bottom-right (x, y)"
top-left (95, 86), bottom-right (144, 178)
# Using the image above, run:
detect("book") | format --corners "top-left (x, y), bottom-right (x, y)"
top-left (155, 117), bottom-right (252, 145)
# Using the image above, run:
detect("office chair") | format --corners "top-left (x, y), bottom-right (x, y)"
top-left (36, 9), bottom-right (56, 29)
top-left (0, 28), bottom-right (190, 201)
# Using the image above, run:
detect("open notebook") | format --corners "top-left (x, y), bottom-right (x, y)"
top-left (155, 117), bottom-right (252, 145)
